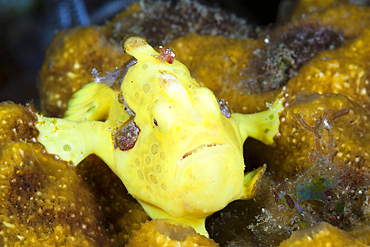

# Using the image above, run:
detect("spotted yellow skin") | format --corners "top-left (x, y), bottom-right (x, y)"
top-left (36, 37), bottom-right (284, 237)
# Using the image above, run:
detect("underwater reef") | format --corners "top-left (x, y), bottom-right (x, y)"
top-left (2, 0), bottom-right (370, 246)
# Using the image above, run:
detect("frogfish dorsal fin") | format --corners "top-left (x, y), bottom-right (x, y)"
top-left (64, 82), bottom-right (115, 121)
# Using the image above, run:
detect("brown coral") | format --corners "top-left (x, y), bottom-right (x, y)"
top-left (281, 28), bottom-right (370, 111)
top-left (279, 222), bottom-right (369, 247)
top-left (0, 142), bottom-right (110, 246)
top-left (76, 155), bottom-right (149, 245)
top-left (292, 4), bottom-right (370, 38)
top-left (126, 219), bottom-right (219, 247)
top-left (0, 102), bottom-right (38, 146)
top-left (107, 0), bottom-right (252, 47)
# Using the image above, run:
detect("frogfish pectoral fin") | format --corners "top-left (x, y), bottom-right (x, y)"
top-left (36, 115), bottom-right (115, 167)
top-left (232, 96), bottom-right (284, 145)
top-left (239, 164), bottom-right (266, 200)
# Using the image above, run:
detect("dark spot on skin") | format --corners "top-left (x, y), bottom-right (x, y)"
top-left (113, 119), bottom-right (140, 151)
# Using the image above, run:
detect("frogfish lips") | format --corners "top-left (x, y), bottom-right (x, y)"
top-left (170, 142), bottom-right (244, 215)
top-left (174, 143), bottom-right (241, 182)
top-left (181, 143), bottom-right (224, 160)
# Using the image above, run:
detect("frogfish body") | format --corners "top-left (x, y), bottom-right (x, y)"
top-left (36, 37), bottom-right (283, 237)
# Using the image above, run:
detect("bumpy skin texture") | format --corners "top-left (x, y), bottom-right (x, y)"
top-left (35, 37), bottom-right (283, 237)
top-left (126, 219), bottom-right (219, 247)
top-left (167, 34), bottom-right (266, 113)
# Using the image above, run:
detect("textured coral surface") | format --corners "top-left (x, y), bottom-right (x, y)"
top-left (0, 142), bottom-right (110, 246)
top-left (250, 92), bottom-right (370, 179)
top-left (0, 102), bottom-right (38, 146)
top-left (236, 94), bottom-right (370, 246)
top-left (126, 219), bottom-right (219, 247)
top-left (0, 102), bottom-right (112, 246)
top-left (76, 155), bottom-right (150, 245)
top-left (279, 222), bottom-right (368, 247)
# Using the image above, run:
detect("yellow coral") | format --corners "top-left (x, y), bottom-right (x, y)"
top-left (126, 219), bottom-right (219, 247)
top-left (279, 222), bottom-right (369, 247)
top-left (0, 102), bottom-right (38, 146)
top-left (292, 4), bottom-right (370, 38)
top-left (75, 155), bottom-right (150, 245)
top-left (281, 27), bottom-right (370, 111)
top-left (0, 141), bottom-right (110, 246)
top-left (291, 0), bottom-right (347, 20)
top-left (247, 92), bottom-right (370, 179)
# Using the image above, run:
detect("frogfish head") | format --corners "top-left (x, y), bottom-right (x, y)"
top-left (115, 36), bottom-right (246, 222)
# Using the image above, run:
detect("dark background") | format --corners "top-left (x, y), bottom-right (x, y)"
top-left (0, 0), bottom-right (285, 108)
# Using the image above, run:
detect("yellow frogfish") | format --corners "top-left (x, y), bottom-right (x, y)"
top-left (36, 36), bottom-right (283, 237)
